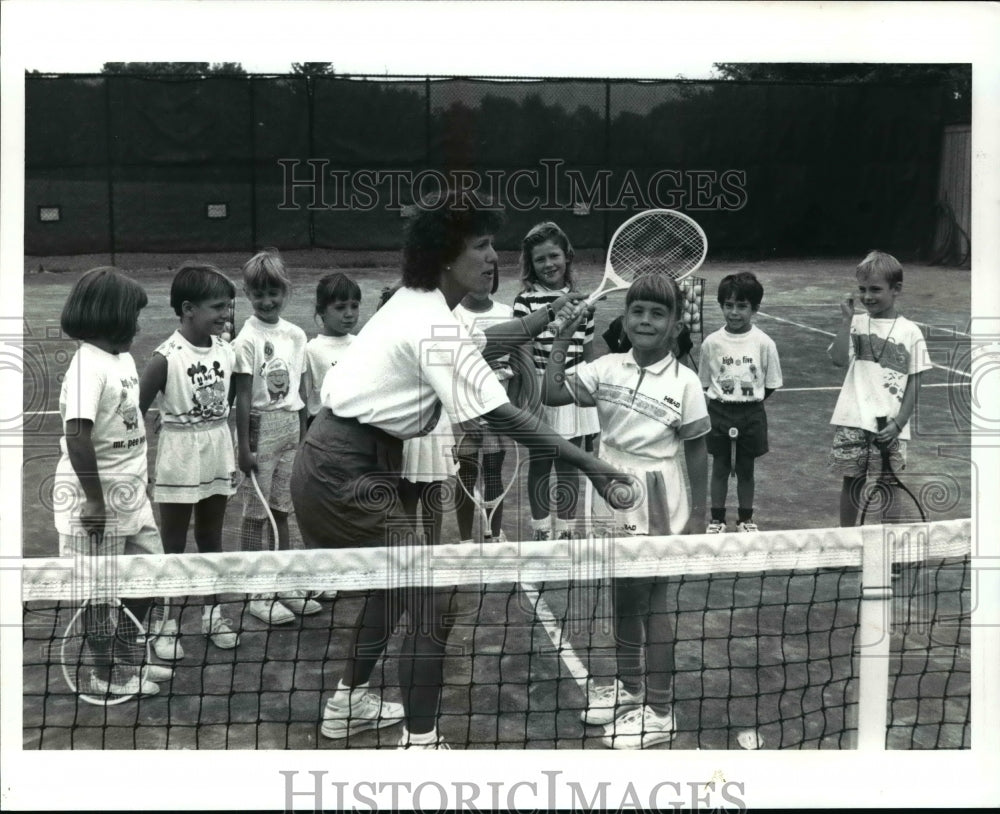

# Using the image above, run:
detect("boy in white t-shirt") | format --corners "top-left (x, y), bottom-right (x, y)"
top-left (828, 251), bottom-right (931, 526)
top-left (699, 272), bottom-right (782, 533)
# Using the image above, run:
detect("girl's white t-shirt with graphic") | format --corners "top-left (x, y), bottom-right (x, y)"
top-left (54, 343), bottom-right (150, 535)
top-left (232, 315), bottom-right (307, 412)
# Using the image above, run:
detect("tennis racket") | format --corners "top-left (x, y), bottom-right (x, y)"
top-left (237, 411), bottom-right (281, 550)
top-left (858, 416), bottom-right (926, 525)
top-left (61, 596), bottom-right (151, 705)
top-left (551, 209), bottom-right (707, 332)
top-left (454, 424), bottom-right (522, 543)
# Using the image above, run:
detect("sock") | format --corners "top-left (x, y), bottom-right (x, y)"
top-left (530, 517), bottom-right (550, 532)
top-left (406, 727), bottom-right (438, 745)
top-left (711, 508), bottom-right (726, 523)
top-left (620, 675), bottom-right (643, 696)
top-left (738, 507), bottom-right (753, 523)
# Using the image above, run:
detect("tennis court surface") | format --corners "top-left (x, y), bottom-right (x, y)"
top-left (19, 254), bottom-right (973, 749)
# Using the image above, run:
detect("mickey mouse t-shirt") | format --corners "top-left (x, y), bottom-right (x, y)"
top-left (155, 330), bottom-right (235, 426)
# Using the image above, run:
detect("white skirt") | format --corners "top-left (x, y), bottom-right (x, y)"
top-left (593, 443), bottom-right (689, 536)
top-left (401, 417), bottom-right (459, 483)
top-left (153, 421), bottom-right (236, 503)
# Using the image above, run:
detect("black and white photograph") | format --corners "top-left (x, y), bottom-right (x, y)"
top-left (2, 1), bottom-right (998, 810)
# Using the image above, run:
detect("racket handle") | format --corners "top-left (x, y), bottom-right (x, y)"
top-left (549, 299), bottom-right (591, 334)
top-left (875, 416), bottom-right (893, 468)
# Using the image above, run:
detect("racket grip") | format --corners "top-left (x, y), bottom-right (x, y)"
top-left (549, 299), bottom-right (591, 334)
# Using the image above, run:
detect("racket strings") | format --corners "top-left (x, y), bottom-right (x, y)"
top-left (611, 216), bottom-right (705, 279)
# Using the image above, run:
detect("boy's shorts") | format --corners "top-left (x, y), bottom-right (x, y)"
top-left (239, 410), bottom-right (299, 518)
top-left (830, 425), bottom-right (906, 477)
top-left (705, 400), bottom-right (768, 458)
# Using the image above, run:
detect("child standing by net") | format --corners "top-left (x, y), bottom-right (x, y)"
top-left (138, 263), bottom-right (241, 656)
top-left (543, 275), bottom-right (709, 749)
top-left (699, 272), bottom-right (782, 533)
top-left (302, 272), bottom-right (362, 427)
top-left (514, 221), bottom-right (600, 541)
top-left (232, 248), bottom-right (320, 625)
top-left (453, 264), bottom-right (516, 542)
top-left (54, 267), bottom-right (171, 697)
top-left (829, 250), bottom-right (931, 525)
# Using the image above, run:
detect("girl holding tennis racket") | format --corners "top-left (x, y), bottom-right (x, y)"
top-left (232, 249), bottom-right (320, 625)
top-left (514, 222), bottom-right (600, 542)
top-left (543, 274), bottom-right (710, 749)
top-left (290, 190), bottom-right (636, 750)
top-left (138, 263), bottom-right (241, 655)
top-left (54, 267), bottom-right (171, 698)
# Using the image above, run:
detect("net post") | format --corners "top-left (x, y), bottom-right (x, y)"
top-left (856, 525), bottom-right (892, 750)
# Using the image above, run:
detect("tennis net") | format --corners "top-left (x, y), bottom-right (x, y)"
top-left (21, 519), bottom-right (971, 750)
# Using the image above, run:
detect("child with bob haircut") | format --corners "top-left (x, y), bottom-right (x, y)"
top-left (514, 221), bottom-right (600, 541)
top-left (829, 250), bottom-right (931, 526)
top-left (699, 271), bottom-right (782, 533)
top-left (232, 248), bottom-right (320, 624)
top-left (139, 262), bottom-right (241, 656)
top-left (55, 267), bottom-right (172, 697)
top-left (543, 274), bottom-right (709, 749)
top-left (303, 272), bottom-right (362, 423)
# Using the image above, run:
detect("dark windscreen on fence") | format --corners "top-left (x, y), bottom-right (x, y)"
top-left (25, 73), bottom-right (945, 257)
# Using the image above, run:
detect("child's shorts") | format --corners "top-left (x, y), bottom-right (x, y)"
top-left (705, 400), bottom-right (768, 458)
top-left (153, 420), bottom-right (237, 503)
top-left (238, 410), bottom-right (299, 519)
top-left (59, 497), bottom-right (163, 557)
top-left (830, 425), bottom-right (907, 477)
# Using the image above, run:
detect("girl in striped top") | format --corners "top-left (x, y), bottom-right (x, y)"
top-left (512, 222), bottom-right (600, 540)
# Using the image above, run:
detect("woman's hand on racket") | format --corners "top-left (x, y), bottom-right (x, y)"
top-left (552, 300), bottom-right (589, 338)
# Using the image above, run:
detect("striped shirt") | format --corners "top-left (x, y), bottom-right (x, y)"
top-left (512, 286), bottom-right (594, 373)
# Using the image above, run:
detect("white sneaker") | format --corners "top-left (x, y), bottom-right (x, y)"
top-left (321, 687), bottom-right (405, 739)
top-left (398, 729), bottom-right (450, 749)
top-left (601, 704), bottom-right (675, 749)
top-left (88, 671), bottom-right (160, 698)
top-left (248, 595), bottom-right (295, 625)
top-left (706, 520), bottom-right (726, 534)
top-left (580, 681), bottom-right (643, 726)
top-left (278, 591), bottom-right (322, 616)
top-left (150, 618), bottom-right (184, 661)
top-left (494, 530), bottom-right (508, 543)
top-left (202, 607), bottom-right (240, 649)
top-left (141, 664), bottom-right (173, 683)
top-left (313, 590), bottom-right (338, 601)
top-left (532, 528), bottom-right (551, 541)
top-left (737, 521), bottom-right (759, 533)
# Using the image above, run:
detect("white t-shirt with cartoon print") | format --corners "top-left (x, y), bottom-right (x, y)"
top-left (232, 315), bottom-right (307, 412)
top-left (829, 314), bottom-right (931, 439)
top-left (54, 343), bottom-right (150, 535)
top-left (699, 325), bottom-right (783, 402)
top-left (303, 333), bottom-right (354, 417)
top-left (154, 330), bottom-right (235, 426)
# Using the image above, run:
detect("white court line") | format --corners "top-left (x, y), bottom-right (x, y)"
top-left (519, 582), bottom-right (590, 695)
top-left (779, 382), bottom-right (967, 394)
top-left (756, 311), bottom-right (973, 380)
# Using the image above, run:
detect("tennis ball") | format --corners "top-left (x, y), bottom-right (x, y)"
top-left (682, 312), bottom-right (692, 324)
top-left (606, 481), bottom-right (637, 511)
top-left (694, 284), bottom-right (703, 297)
